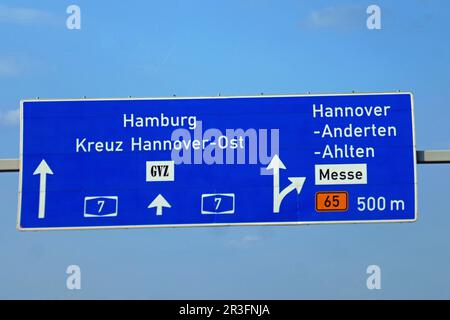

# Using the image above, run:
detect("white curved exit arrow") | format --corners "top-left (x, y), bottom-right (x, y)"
top-left (266, 155), bottom-right (306, 213)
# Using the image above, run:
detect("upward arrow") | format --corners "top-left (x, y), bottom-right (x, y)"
top-left (33, 159), bottom-right (53, 219)
top-left (266, 154), bottom-right (286, 203)
top-left (148, 194), bottom-right (171, 216)
top-left (266, 154), bottom-right (286, 171)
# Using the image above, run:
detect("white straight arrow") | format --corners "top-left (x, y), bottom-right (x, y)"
top-left (266, 154), bottom-right (286, 209)
top-left (33, 159), bottom-right (53, 219)
top-left (148, 194), bottom-right (171, 216)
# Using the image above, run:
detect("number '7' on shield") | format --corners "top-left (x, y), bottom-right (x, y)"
top-left (201, 194), bottom-right (235, 214)
top-left (84, 196), bottom-right (119, 217)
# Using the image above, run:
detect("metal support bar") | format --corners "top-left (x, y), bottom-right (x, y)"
top-left (0, 150), bottom-right (449, 173)
top-left (417, 150), bottom-right (450, 164)
top-left (0, 159), bottom-right (19, 172)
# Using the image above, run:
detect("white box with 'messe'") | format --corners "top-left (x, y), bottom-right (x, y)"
top-left (315, 163), bottom-right (367, 185)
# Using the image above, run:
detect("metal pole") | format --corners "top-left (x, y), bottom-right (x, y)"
top-left (0, 150), bottom-right (449, 173)
top-left (0, 159), bottom-right (19, 172)
top-left (416, 150), bottom-right (450, 164)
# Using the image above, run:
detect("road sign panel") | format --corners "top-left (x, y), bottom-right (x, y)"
top-left (18, 93), bottom-right (417, 231)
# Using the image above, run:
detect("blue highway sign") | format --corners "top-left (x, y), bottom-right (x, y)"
top-left (18, 93), bottom-right (417, 230)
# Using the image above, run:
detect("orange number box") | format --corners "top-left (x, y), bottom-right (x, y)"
top-left (315, 192), bottom-right (349, 212)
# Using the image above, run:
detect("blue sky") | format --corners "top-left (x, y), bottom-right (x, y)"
top-left (0, 0), bottom-right (450, 299)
